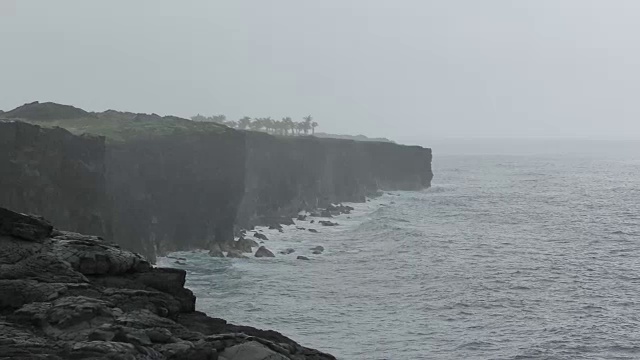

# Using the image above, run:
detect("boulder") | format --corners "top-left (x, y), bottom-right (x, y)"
top-left (218, 340), bottom-right (289, 360)
top-left (226, 250), bottom-right (247, 259)
top-left (208, 243), bottom-right (224, 258)
top-left (297, 215), bottom-right (307, 221)
top-left (310, 246), bottom-right (324, 252)
top-left (319, 221), bottom-right (338, 227)
top-left (0, 208), bottom-right (53, 241)
top-left (235, 237), bottom-right (259, 253)
top-left (254, 246), bottom-right (275, 258)
top-left (319, 210), bottom-right (333, 218)
top-left (296, 227), bottom-right (306, 231)
top-left (253, 233), bottom-right (269, 241)
top-left (308, 229), bottom-right (318, 233)
top-left (310, 220), bottom-right (315, 224)
top-left (279, 248), bottom-right (295, 255)
top-left (296, 256), bottom-right (310, 261)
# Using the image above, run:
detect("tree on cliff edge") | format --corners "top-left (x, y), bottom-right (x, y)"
top-left (303, 115), bottom-right (313, 135)
top-left (238, 116), bottom-right (252, 129)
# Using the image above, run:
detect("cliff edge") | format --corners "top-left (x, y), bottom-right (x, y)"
top-left (0, 102), bottom-right (433, 261)
top-left (0, 206), bottom-right (335, 360)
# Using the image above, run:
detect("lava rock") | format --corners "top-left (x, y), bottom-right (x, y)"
top-left (208, 243), bottom-right (224, 258)
top-left (235, 237), bottom-right (259, 253)
top-left (254, 246), bottom-right (275, 258)
top-left (253, 232), bottom-right (269, 241)
top-left (308, 229), bottom-right (319, 233)
top-left (319, 221), bottom-right (338, 227)
top-left (310, 246), bottom-right (324, 252)
top-left (279, 248), bottom-right (295, 255)
top-left (296, 256), bottom-right (310, 261)
top-left (226, 249), bottom-right (248, 259)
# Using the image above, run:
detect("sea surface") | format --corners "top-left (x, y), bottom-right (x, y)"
top-left (159, 140), bottom-right (640, 359)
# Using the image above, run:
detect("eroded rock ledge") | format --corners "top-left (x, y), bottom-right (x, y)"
top-left (0, 207), bottom-right (335, 360)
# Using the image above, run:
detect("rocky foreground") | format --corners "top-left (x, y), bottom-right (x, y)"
top-left (0, 207), bottom-right (336, 360)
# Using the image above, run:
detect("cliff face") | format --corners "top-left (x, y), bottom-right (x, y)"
top-left (0, 103), bottom-right (433, 261)
top-left (106, 131), bottom-right (246, 261)
top-left (237, 133), bottom-right (433, 228)
top-left (0, 121), bottom-right (110, 238)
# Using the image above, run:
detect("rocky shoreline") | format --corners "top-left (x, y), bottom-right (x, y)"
top-left (0, 206), bottom-right (336, 360)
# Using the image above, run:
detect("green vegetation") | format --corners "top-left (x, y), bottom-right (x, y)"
top-left (17, 112), bottom-right (229, 142)
top-left (191, 114), bottom-right (318, 136)
top-left (1, 102), bottom-right (231, 142)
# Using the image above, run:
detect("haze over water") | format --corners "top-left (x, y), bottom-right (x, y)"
top-left (161, 139), bottom-right (640, 359)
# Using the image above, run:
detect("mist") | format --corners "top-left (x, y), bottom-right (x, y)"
top-left (2, 0), bottom-right (640, 140)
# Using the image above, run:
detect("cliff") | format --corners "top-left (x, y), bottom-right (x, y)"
top-left (0, 121), bottom-right (110, 237)
top-left (0, 206), bottom-right (335, 359)
top-left (0, 102), bottom-right (433, 261)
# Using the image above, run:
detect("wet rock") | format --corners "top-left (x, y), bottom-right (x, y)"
top-left (219, 340), bottom-right (289, 360)
top-left (312, 250), bottom-right (322, 255)
top-left (296, 227), bottom-right (306, 231)
top-left (310, 246), bottom-right (324, 253)
top-left (308, 229), bottom-right (318, 233)
top-left (296, 256), bottom-right (310, 261)
top-left (279, 248), bottom-right (295, 255)
top-left (319, 221), bottom-right (338, 227)
top-left (208, 243), bottom-right (224, 258)
top-left (310, 220), bottom-right (315, 224)
top-left (253, 233), bottom-right (269, 241)
top-left (226, 250), bottom-right (247, 259)
top-left (235, 237), bottom-right (259, 253)
top-left (254, 246), bottom-right (275, 258)
top-left (297, 215), bottom-right (307, 221)
top-left (319, 210), bottom-right (333, 218)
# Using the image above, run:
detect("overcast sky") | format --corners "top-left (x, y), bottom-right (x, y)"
top-left (2, 0), bottom-right (640, 142)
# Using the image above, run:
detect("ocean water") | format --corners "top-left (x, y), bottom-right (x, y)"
top-left (160, 142), bottom-right (640, 359)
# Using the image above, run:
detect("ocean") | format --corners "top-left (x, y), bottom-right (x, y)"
top-left (159, 139), bottom-right (640, 359)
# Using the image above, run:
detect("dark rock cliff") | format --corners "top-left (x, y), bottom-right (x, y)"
top-left (237, 132), bottom-right (433, 228)
top-left (0, 121), bottom-right (110, 238)
top-left (0, 103), bottom-right (433, 261)
top-left (0, 207), bottom-right (335, 360)
top-left (106, 131), bottom-right (246, 261)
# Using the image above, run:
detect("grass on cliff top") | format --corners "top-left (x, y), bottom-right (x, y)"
top-left (22, 113), bottom-right (230, 142)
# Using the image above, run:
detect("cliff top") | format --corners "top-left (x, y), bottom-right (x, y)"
top-left (1, 101), bottom-right (230, 142)
top-left (313, 132), bottom-right (395, 143)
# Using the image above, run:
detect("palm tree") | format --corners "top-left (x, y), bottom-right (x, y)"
top-left (273, 120), bottom-right (284, 135)
top-left (211, 115), bottom-right (227, 124)
top-left (283, 117), bottom-right (295, 136)
top-left (311, 121), bottom-right (318, 134)
top-left (296, 122), bottom-right (305, 135)
top-left (263, 117), bottom-right (274, 133)
top-left (238, 116), bottom-right (252, 130)
top-left (249, 118), bottom-right (263, 131)
top-left (302, 115), bottom-right (313, 135)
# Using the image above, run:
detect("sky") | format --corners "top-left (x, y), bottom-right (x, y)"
top-left (1, 0), bottom-right (640, 143)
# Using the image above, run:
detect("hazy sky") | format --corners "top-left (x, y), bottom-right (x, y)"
top-left (2, 0), bottom-right (640, 141)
